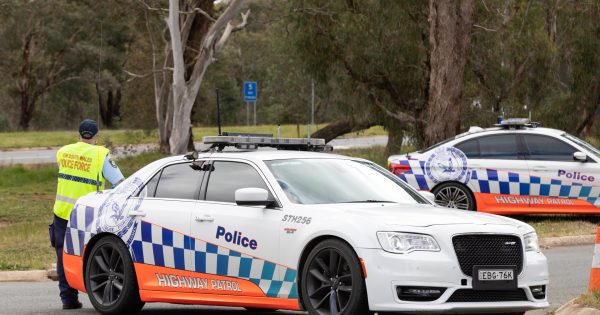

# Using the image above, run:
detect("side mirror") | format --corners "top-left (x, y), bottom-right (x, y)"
top-left (235, 188), bottom-right (276, 207)
top-left (573, 151), bottom-right (587, 162)
top-left (419, 191), bottom-right (436, 203)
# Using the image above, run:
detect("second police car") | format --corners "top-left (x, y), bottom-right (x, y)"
top-left (63, 135), bottom-right (548, 314)
top-left (388, 118), bottom-right (600, 214)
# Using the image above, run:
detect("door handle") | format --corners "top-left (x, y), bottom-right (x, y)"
top-left (532, 167), bottom-right (547, 172)
top-left (195, 215), bottom-right (214, 222)
top-left (128, 210), bottom-right (146, 217)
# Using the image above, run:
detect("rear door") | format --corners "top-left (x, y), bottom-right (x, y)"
top-left (454, 133), bottom-right (530, 213)
top-left (130, 161), bottom-right (206, 292)
top-left (522, 133), bottom-right (600, 213)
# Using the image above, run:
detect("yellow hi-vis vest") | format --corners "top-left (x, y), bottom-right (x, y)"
top-left (53, 142), bottom-right (110, 220)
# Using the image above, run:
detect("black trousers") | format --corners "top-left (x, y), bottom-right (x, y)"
top-left (51, 214), bottom-right (79, 304)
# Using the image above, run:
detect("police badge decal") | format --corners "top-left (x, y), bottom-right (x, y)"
top-left (425, 147), bottom-right (469, 184)
top-left (97, 177), bottom-right (144, 245)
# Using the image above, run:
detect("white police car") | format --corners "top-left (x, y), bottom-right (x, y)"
top-left (63, 135), bottom-right (548, 315)
top-left (389, 118), bottom-right (600, 214)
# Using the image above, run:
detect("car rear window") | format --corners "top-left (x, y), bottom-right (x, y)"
top-left (154, 163), bottom-right (203, 199)
top-left (455, 134), bottom-right (520, 160)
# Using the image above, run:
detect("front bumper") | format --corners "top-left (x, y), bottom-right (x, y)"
top-left (356, 243), bottom-right (549, 313)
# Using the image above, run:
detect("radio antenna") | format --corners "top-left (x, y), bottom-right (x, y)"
top-left (216, 89), bottom-right (222, 136)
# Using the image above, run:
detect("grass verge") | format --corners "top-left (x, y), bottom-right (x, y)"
top-left (576, 291), bottom-right (600, 309)
top-left (510, 215), bottom-right (600, 238)
top-left (0, 124), bottom-right (387, 150)
top-left (0, 151), bottom-right (165, 270)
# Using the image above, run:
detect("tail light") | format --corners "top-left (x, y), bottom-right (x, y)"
top-left (389, 162), bottom-right (411, 175)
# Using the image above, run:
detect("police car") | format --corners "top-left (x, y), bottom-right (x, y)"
top-left (63, 135), bottom-right (548, 315)
top-left (388, 118), bottom-right (600, 214)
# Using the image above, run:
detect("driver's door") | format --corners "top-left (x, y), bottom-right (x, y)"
top-left (190, 160), bottom-right (286, 298)
top-left (522, 134), bottom-right (600, 213)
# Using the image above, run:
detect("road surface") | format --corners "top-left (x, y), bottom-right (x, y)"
top-left (0, 136), bottom-right (390, 165)
top-left (0, 244), bottom-right (592, 315)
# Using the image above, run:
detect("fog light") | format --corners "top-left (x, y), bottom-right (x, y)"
top-left (529, 285), bottom-right (546, 299)
top-left (396, 286), bottom-right (446, 302)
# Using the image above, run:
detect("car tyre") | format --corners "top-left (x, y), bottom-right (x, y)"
top-left (300, 239), bottom-right (370, 315)
top-left (85, 236), bottom-right (144, 315)
top-left (432, 182), bottom-right (475, 211)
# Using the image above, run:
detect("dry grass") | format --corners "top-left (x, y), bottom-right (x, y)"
top-left (576, 291), bottom-right (600, 309)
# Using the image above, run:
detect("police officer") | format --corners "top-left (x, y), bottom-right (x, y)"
top-left (50, 119), bottom-right (124, 310)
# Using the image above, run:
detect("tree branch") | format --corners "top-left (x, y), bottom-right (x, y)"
top-left (167, 0), bottom-right (185, 87)
top-left (214, 9), bottom-right (250, 52)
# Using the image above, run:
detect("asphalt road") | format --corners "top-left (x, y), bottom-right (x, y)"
top-left (0, 244), bottom-right (593, 315)
top-left (0, 136), bottom-right (390, 165)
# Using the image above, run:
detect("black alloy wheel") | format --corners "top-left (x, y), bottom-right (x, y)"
top-left (433, 182), bottom-right (475, 210)
top-left (85, 236), bottom-right (144, 315)
top-left (301, 239), bottom-right (369, 315)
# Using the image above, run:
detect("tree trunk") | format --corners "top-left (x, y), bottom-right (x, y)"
top-left (423, 0), bottom-right (474, 146)
top-left (576, 89), bottom-right (600, 138)
top-left (167, 0), bottom-right (247, 155)
top-left (311, 118), bottom-right (376, 143)
top-left (384, 124), bottom-right (404, 157)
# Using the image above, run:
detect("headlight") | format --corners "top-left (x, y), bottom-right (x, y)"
top-left (377, 232), bottom-right (440, 254)
top-left (524, 232), bottom-right (539, 252)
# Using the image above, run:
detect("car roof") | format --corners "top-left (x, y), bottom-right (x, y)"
top-left (458, 126), bottom-right (566, 139)
top-left (158, 149), bottom-right (361, 165)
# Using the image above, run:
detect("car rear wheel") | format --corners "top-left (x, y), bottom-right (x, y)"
top-left (300, 239), bottom-right (370, 315)
top-left (85, 236), bottom-right (144, 315)
top-left (432, 182), bottom-right (475, 211)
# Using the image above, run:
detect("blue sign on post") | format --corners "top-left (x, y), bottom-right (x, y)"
top-left (243, 81), bottom-right (257, 102)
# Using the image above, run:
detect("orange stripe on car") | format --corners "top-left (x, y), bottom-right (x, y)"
top-left (139, 289), bottom-right (300, 310)
top-left (474, 192), bottom-right (598, 214)
top-left (135, 263), bottom-right (267, 297)
top-left (63, 252), bottom-right (86, 292)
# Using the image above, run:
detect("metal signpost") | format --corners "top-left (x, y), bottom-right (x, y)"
top-left (243, 81), bottom-right (257, 125)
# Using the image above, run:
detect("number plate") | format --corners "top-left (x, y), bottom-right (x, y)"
top-left (478, 269), bottom-right (514, 281)
top-left (472, 265), bottom-right (517, 291)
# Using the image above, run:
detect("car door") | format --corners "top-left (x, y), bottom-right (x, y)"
top-left (190, 159), bottom-right (286, 298)
top-left (522, 133), bottom-right (600, 213)
top-left (129, 161), bottom-right (206, 292)
top-left (454, 133), bottom-right (530, 213)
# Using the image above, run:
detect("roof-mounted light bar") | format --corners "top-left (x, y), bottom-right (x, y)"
top-left (494, 118), bottom-right (540, 129)
top-left (203, 134), bottom-right (332, 152)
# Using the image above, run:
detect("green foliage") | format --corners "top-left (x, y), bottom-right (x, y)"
top-left (0, 0), bottom-right (597, 145)
top-left (0, 0), bottom-right (139, 130)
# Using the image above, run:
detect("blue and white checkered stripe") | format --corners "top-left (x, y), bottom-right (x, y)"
top-left (396, 159), bottom-right (600, 204)
top-left (468, 169), bottom-right (600, 204)
top-left (65, 204), bottom-right (98, 256)
top-left (130, 221), bottom-right (298, 299)
top-left (396, 160), bottom-right (432, 190)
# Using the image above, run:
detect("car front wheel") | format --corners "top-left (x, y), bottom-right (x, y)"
top-left (432, 182), bottom-right (475, 210)
top-left (85, 235), bottom-right (144, 315)
top-left (300, 239), bottom-right (370, 315)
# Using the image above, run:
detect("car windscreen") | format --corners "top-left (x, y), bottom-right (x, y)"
top-left (265, 159), bottom-right (429, 205)
top-left (564, 133), bottom-right (600, 160)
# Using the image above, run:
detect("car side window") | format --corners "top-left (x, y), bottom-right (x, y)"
top-left (205, 161), bottom-right (268, 203)
top-left (455, 139), bottom-right (479, 158)
top-left (523, 134), bottom-right (578, 162)
top-left (142, 171), bottom-right (161, 197)
top-left (477, 134), bottom-right (520, 160)
top-left (154, 163), bottom-right (203, 199)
